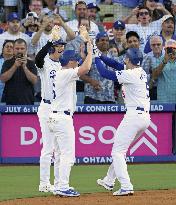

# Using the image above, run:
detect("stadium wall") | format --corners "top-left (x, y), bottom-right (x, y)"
top-left (0, 104), bottom-right (176, 164)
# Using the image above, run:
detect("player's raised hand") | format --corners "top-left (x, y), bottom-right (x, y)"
top-left (79, 25), bottom-right (90, 42)
top-left (51, 25), bottom-right (61, 41)
top-left (86, 40), bottom-right (93, 54)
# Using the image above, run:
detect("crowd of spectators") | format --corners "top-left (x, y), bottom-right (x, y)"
top-left (0, 0), bottom-right (176, 105)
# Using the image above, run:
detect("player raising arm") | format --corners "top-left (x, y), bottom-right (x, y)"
top-left (35, 26), bottom-right (66, 193)
top-left (95, 48), bottom-right (151, 196)
top-left (47, 39), bottom-right (93, 197)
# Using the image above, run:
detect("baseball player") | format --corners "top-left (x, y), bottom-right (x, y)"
top-left (95, 48), bottom-right (151, 196)
top-left (35, 26), bottom-right (66, 192)
top-left (47, 40), bottom-right (93, 197)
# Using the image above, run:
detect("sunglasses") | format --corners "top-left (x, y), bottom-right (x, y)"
top-left (148, 0), bottom-right (159, 2)
top-left (151, 43), bottom-right (161, 47)
top-left (139, 11), bottom-right (149, 16)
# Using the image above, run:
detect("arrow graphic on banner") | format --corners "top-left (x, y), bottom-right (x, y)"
top-left (130, 120), bottom-right (158, 155)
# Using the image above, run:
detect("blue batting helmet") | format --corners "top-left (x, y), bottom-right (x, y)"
top-left (126, 48), bottom-right (143, 66)
top-left (49, 39), bottom-right (66, 54)
top-left (59, 50), bottom-right (80, 66)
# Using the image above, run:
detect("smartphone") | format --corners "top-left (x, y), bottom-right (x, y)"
top-left (167, 47), bottom-right (173, 55)
top-left (16, 53), bottom-right (24, 58)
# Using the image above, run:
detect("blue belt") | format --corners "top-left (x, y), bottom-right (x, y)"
top-left (136, 107), bottom-right (144, 111)
top-left (53, 110), bottom-right (71, 116)
top-left (43, 99), bottom-right (51, 104)
top-left (136, 107), bottom-right (149, 113)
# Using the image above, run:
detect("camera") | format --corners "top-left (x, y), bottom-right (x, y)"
top-left (16, 53), bottom-right (24, 58)
top-left (166, 47), bottom-right (174, 55)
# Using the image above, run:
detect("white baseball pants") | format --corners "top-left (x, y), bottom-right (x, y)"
top-left (103, 110), bottom-right (150, 190)
top-left (48, 112), bottom-right (75, 191)
top-left (37, 102), bottom-right (60, 187)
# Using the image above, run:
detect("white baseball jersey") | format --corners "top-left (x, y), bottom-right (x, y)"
top-left (51, 67), bottom-right (79, 113)
top-left (116, 67), bottom-right (150, 111)
top-left (38, 54), bottom-right (62, 102)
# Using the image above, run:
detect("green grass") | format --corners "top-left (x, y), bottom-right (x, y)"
top-left (0, 164), bottom-right (176, 201)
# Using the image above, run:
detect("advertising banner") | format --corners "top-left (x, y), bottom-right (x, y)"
top-left (1, 113), bottom-right (172, 159)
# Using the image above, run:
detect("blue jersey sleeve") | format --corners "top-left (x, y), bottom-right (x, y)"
top-left (100, 55), bottom-right (124, 71)
top-left (95, 57), bottom-right (117, 81)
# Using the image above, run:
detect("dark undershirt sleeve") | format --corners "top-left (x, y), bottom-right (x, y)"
top-left (35, 41), bottom-right (53, 69)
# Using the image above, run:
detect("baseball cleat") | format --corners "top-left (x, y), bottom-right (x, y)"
top-left (97, 179), bottom-right (114, 191)
top-left (53, 188), bottom-right (80, 197)
top-left (39, 184), bottom-right (54, 193)
top-left (113, 189), bottom-right (134, 196)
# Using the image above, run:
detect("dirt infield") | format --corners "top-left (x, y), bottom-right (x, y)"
top-left (0, 190), bottom-right (176, 205)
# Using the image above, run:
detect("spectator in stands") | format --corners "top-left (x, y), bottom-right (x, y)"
top-left (0, 38), bottom-right (37, 105)
top-left (31, 14), bottom-right (75, 54)
top-left (118, 31), bottom-right (141, 63)
top-left (144, 14), bottom-right (176, 53)
top-left (87, 3), bottom-right (104, 32)
top-left (152, 39), bottom-right (176, 103)
top-left (83, 32), bottom-right (116, 104)
top-left (0, 12), bottom-right (32, 55)
top-left (110, 20), bottom-right (127, 55)
top-left (65, 18), bottom-right (95, 56)
top-left (65, 1), bottom-right (99, 41)
top-left (124, 6), bottom-right (166, 51)
top-left (0, 40), bottom-right (14, 102)
top-left (143, 35), bottom-right (164, 100)
top-left (29, 0), bottom-right (43, 17)
top-left (42, 0), bottom-right (68, 21)
top-left (124, 1), bottom-right (170, 24)
top-left (101, 0), bottom-right (113, 4)
top-left (22, 12), bottom-right (40, 37)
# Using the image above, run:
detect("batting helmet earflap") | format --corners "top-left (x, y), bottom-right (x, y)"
top-left (126, 48), bottom-right (143, 66)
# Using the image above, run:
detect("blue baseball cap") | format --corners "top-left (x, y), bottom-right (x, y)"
top-left (96, 32), bottom-right (109, 40)
top-left (113, 20), bottom-right (125, 30)
top-left (8, 12), bottom-right (20, 22)
top-left (59, 50), bottom-right (80, 66)
top-left (52, 39), bottom-right (67, 46)
top-left (87, 3), bottom-right (100, 11)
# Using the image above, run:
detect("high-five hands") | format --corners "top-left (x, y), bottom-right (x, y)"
top-left (51, 25), bottom-right (61, 41)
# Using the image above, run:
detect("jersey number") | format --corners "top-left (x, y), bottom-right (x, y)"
top-left (50, 70), bottom-right (56, 100)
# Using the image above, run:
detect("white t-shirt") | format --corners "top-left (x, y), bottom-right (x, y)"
top-left (61, 19), bottom-right (99, 41)
top-left (38, 54), bottom-right (62, 102)
top-left (51, 67), bottom-right (79, 113)
top-left (116, 67), bottom-right (150, 111)
top-left (0, 31), bottom-right (32, 55)
top-left (32, 32), bottom-right (51, 55)
top-left (126, 19), bottom-right (162, 51)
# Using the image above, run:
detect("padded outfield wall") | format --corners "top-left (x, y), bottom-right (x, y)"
top-left (0, 103), bottom-right (176, 164)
